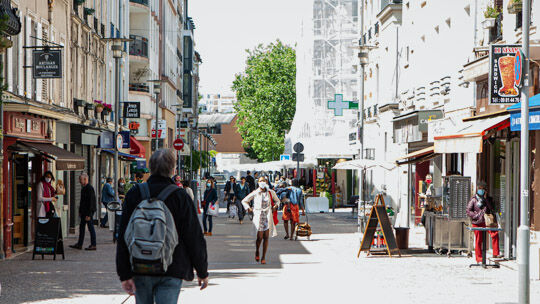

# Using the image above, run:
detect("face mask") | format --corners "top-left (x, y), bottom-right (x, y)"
top-left (426, 179), bottom-right (432, 184)
top-left (477, 189), bottom-right (485, 196)
top-left (259, 182), bottom-right (268, 189)
top-left (45, 178), bottom-right (52, 183)
top-left (120, 183), bottom-right (125, 187)
top-left (206, 183), bottom-right (211, 187)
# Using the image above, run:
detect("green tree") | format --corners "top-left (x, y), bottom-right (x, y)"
top-left (232, 40), bottom-right (296, 162)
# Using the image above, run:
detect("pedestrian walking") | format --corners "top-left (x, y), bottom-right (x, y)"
top-left (202, 179), bottom-right (218, 236)
top-left (173, 175), bottom-right (183, 187)
top-left (69, 173), bottom-right (97, 250)
top-left (466, 181), bottom-right (501, 263)
top-left (116, 149), bottom-right (208, 303)
top-left (241, 176), bottom-right (281, 264)
top-left (118, 178), bottom-right (126, 201)
top-left (135, 172), bottom-right (144, 183)
top-left (246, 170), bottom-right (255, 192)
top-left (283, 179), bottom-right (305, 240)
top-left (224, 176), bottom-right (237, 217)
top-left (234, 177), bottom-right (251, 224)
top-left (182, 180), bottom-right (194, 202)
top-left (100, 178), bottom-right (116, 229)
top-left (37, 171), bottom-right (58, 218)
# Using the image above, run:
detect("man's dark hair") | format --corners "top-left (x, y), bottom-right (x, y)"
top-left (136, 172), bottom-right (144, 179)
top-left (247, 170), bottom-right (251, 175)
top-left (477, 181), bottom-right (488, 189)
top-left (241, 176), bottom-right (246, 180)
top-left (106, 177), bottom-right (113, 183)
top-left (182, 180), bottom-right (190, 187)
top-left (292, 178), bottom-right (300, 187)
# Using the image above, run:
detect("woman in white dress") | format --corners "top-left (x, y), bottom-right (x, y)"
top-left (242, 176), bottom-right (281, 264)
top-left (37, 171), bottom-right (58, 218)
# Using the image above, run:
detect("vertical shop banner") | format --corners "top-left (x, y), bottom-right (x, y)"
top-left (123, 102), bottom-right (140, 118)
top-left (120, 131), bottom-right (131, 149)
top-left (150, 119), bottom-right (167, 139)
top-left (489, 44), bottom-right (521, 104)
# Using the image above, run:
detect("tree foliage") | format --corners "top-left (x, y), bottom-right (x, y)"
top-left (232, 40), bottom-right (296, 162)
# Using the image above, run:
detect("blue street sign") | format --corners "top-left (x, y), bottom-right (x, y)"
top-left (280, 154), bottom-right (291, 161)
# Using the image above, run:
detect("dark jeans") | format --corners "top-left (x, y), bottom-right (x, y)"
top-left (202, 202), bottom-right (213, 232)
top-left (77, 214), bottom-right (96, 247)
top-left (236, 200), bottom-right (245, 221)
top-left (134, 276), bottom-right (183, 304)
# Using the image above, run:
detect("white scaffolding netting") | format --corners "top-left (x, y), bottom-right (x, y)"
top-left (286, 0), bottom-right (360, 159)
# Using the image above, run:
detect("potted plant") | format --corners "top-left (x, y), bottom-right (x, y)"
top-left (508, 0), bottom-right (522, 14)
top-left (103, 103), bottom-right (112, 115)
top-left (94, 100), bottom-right (104, 113)
top-left (483, 5), bottom-right (500, 29)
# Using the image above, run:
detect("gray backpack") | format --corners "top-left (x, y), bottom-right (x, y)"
top-left (124, 183), bottom-right (179, 275)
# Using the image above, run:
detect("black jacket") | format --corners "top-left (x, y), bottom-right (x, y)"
top-left (245, 175), bottom-right (255, 191)
top-left (224, 181), bottom-right (236, 197)
top-left (80, 184), bottom-right (97, 217)
top-left (116, 175), bottom-right (208, 282)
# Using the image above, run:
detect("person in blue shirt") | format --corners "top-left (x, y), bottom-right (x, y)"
top-left (100, 177), bottom-right (116, 228)
top-left (282, 178), bottom-right (305, 240)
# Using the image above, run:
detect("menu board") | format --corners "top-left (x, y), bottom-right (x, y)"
top-left (489, 44), bottom-right (521, 104)
top-left (33, 217), bottom-right (64, 260)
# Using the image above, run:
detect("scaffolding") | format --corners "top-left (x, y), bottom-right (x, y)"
top-left (287, 0), bottom-right (359, 158)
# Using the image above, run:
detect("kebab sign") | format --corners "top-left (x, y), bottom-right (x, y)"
top-left (489, 44), bottom-right (521, 104)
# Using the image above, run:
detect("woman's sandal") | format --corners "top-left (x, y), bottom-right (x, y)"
top-left (261, 259), bottom-right (266, 265)
top-left (255, 255), bottom-right (260, 262)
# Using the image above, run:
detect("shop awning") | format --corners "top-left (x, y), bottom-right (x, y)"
top-left (433, 115), bottom-right (510, 153)
top-left (18, 142), bottom-right (85, 171)
top-left (333, 159), bottom-right (395, 171)
top-left (130, 137), bottom-right (146, 158)
top-left (508, 94), bottom-right (540, 131)
top-left (103, 149), bottom-right (138, 160)
top-left (396, 146), bottom-right (436, 166)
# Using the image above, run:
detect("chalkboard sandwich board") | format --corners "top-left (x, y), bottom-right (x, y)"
top-left (358, 194), bottom-right (401, 258)
top-left (33, 217), bottom-right (65, 260)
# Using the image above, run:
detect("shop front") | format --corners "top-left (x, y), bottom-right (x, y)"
top-left (2, 113), bottom-right (84, 256)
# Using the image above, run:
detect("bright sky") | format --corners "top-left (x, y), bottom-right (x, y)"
top-left (189, 0), bottom-right (306, 95)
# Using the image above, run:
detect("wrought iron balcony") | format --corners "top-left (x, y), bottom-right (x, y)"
top-left (129, 35), bottom-right (148, 58)
top-left (129, 83), bottom-right (150, 93)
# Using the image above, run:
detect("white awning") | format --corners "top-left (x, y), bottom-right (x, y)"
top-left (332, 159), bottom-right (395, 171)
top-left (433, 115), bottom-right (509, 153)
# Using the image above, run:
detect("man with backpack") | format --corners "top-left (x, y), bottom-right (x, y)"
top-left (116, 149), bottom-right (209, 303)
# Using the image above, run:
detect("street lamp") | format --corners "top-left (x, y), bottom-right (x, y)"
top-left (103, 37), bottom-right (131, 200)
top-left (148, 80), bottom-right (163, 152)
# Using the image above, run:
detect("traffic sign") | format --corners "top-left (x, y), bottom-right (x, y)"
top-left (292, 153), bottom-right (304, 162)
top-left (280, 154), bottom-right (291, 161)
top-left (173, 138), bottom-right (184, 151)
top-left (116, 134), bottom-right (123, 150)
top-left (293, 142), bottom-right (304, 153)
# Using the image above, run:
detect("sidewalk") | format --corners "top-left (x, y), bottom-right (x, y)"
top-left (0, 211), bottom-right (539, 303)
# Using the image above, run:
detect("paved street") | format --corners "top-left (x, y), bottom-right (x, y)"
top-left (1, 210), bottom-right (540, 304)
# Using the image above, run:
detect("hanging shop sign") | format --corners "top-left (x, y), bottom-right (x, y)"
top-left (489, 44), bottom-right (521, 104)
top-left (510, 109), bottom-right (540, 131)
top-left (98, 131), bottom-right (114, 149)
top-left (120, 131), bottom-right (131, 149)
top-left (33, 49), bottom-right (62, 78)
top-left (150, 119), bottom-right (167, 139)
top-left (327, 94), bottom-right (358, 116)
top-left (123, 102), bottom-right (140, 118)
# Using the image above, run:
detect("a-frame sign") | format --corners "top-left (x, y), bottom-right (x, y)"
top-left (358, 194), bottom-right (401, 258)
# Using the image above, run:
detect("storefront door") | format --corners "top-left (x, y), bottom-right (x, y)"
top-left (11, 154), bottom-right (31, 249)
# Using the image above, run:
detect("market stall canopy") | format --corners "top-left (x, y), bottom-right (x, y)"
top-left (218, 158), bottom-right (317, 173)
top-left (130, 137), bottom-right (146, 158)
top-left (103, 149), bottom-right (138, 160)
top-left (396, 146), bottom-right (436, 166)
top-left (18, 141), bottom-right (85, 171)
top-left (433, 115), bottom-right (509, 153)
top-left (333, 159), bottom-right (395, 171)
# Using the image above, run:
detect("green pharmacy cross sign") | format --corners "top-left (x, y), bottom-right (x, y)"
top-left (327, 94), bottom-right (358, 116)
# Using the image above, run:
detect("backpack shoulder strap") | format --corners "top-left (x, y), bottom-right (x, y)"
top-left (157, 184), bottom-right (180, 202)
top-left (139, 183), bottom-right (151, 200)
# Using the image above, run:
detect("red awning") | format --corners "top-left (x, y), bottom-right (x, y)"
top-left (130, 137), bottom-right (146, 158)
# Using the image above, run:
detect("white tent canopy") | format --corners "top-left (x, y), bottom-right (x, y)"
top-left (218, 159), bottom-right (317, 173)
top-left (332, 159), bottom-right (396, 171)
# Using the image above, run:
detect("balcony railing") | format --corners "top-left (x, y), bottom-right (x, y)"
top-left (129, 35), bottom-right (149, 58)
top-left (93, 17), bottom-right (99, 32)
top-left (130, 0), bottom-right (149, 6)
top-left (489, 14), bottom-right (503, 43)
top-left (129, 83), bottom-right (150, 93)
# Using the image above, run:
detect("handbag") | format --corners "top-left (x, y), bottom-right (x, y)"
top-left (269, 191), bottom-right (279, 225)
top-left (208, 202), bottom-right (219, 217)
top-left (484, 213), bottom-right (498, 228)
